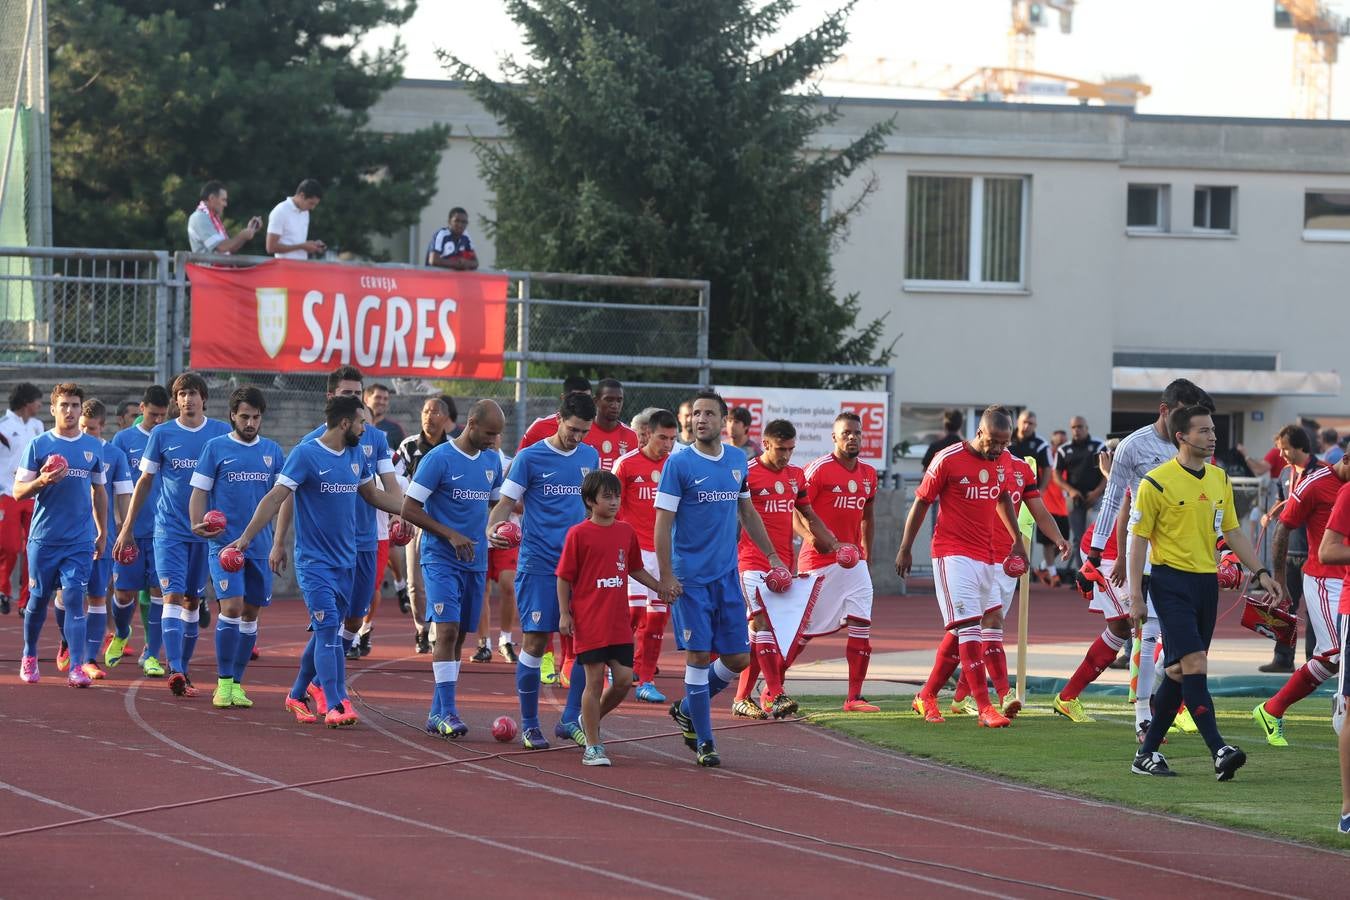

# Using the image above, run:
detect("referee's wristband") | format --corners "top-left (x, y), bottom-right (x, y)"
top-left (1255, 568), bottom-right (1271, 581)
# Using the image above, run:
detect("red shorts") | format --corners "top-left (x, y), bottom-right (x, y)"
top-left (488, 546), bottom-right (519, 582)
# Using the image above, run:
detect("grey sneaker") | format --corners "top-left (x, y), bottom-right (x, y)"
top-left (581, 745), bottom-right (611, 767)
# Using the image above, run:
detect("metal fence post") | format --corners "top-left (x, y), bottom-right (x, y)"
top-left (515, 274), bottom-right (531, 442)
top-left (696, 282), bottom-right (711, 387)
top-left (171, 251), bottom-right (186, 377)
top-left (154, 251), bottom-right (172, 383)
top-left (884, 370), bottom-right (895, 476)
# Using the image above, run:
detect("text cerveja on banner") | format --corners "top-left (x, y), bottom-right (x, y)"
top-left (186, 260), bottom-right (509, 379)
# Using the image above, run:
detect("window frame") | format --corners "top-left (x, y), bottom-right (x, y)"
top-left (1302, 189), bottom-right (1350, 242)
top-left (1192, 185), bottom-right (1236, 234)
top-left (1126, 183), bottom-right (1170, 234)
top-left (903, 173), bottom-right (1030, 292)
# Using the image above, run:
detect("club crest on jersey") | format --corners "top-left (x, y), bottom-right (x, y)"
top-left (160, 577), bottom-right (171, 589)
top-left (732, 469), bottom-right (741, 482)
top-left (848, 479), bottom-right (858, 493)
top-left (434, 603), bottom-right (444, 615)
top-left (256, 287), bottom-right (288, 359)
top-left (531, 610), bottom-right (541, 624)
top-left (263, 455), bottom-right (273, 467)
top-left (602, 440), bottom-right (613, 454)
top-left (616, 548), bottom-right (626, 571)
top-left (863, 481), bottom-right (872, 495)
top-left (682, 629), bottom-right (692, 642)
top-left (351, 463), bottom-right (359, 475)
top-left (84, 451), bottom-right (94, 463)
top-left (1014, 472), bottom-right (1024, 487)
top-left (580, 467), bottom-right (591, 477)
top-left (997, 468), bottom-right (1005, 483)
top-left (314, 610), bottom-right (325, 623)
top-left (774, 481), bottom-right (785, 495)
top-left (978, 469), bottom-right (990, 484)
top-left (485, 469), bottom-right (495, 484)
top-left (363, 444), bottom-right (372, 457)
top-left (652, 470), bottom-right (661, 483)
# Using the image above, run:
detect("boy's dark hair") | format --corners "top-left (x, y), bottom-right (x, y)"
top-left (448, 206), bottom-right (467, 219)
top-left (562, 375), bottom-right (592, 395)
top-left (648, 409), bottom-right (678, 430)
top-left (171, 371), bottom-right (209, 402)
top-left (763, 419), bottom-right (796, 442)
top-left (142, 384), bottom-right (171, 408)
top-left (559, 392), bottom-right (596, 422)
top-left (325, 394), bottom-right (363, 428)
top-left (1168, 405), bottom-right (1213, 448)
top-left (9, 382), bottom-right (41, 411)
top-left (692, 390), bottom-right (728, 418)
top-left (1161, 378), bottom-right (1215, 412)
top-left (728, 406), bottom-right (753, 428)
top-left (81, 398), bottom-right (106, 421)
top-left (51, 382), bottom-right (84, 403)
top-left (327, 366), bottom-right (363, 393)
top-left (199, 180), bottom-right (226, 203)
top-left (942, 408), bottom-right (964, 433)
top-left (296, 178), bottom-right (323, 199)
top-left (1276, 423), bottom-right (1313, 454)
top-left (581, 469), bottom-right (622, 507)
top-left (230, 386), bottom-right (267, 416)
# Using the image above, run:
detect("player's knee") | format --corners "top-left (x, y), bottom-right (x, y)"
top-left (611, 667), bottom-right (633, 692)
top-left (1107, 618), bottom-right (1131, 640)
top-left (686, 650), bottom-right (712, 667)
top-left (721, 652), bottom-right (751, 672)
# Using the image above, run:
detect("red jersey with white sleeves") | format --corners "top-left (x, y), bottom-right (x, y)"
top-left (586, 420), bottom-right (639, 471)
top-left (995, 456), bottom-right (1040, 556)
top-left (917, 442), bottom-right (1016, 564)
top-left (555, 519), bottom-right (644, 654)
top-left (739, 458), bottom-right (807, 573)
top-left (613, 447), bottom-right (667, 552)
top-left (797, 454), bottom-right (876, 573)
top-left (1281, 462), bottom-right (1344, 579)
top-left (517, 414), bottom-right (559, 451)
top-left (1325, 481), bottom-right (1350, 613)
top-left (1079, 516), bottom-right (1119, 561)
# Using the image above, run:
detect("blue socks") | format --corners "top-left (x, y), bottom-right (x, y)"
top-left (233, 619), bottom-right (258, 682)
top-left (145, 598), bottom-right (163, 659)
top-left (183, 616), bottom-right (199, 675)
top-left (562, 659), bottom-right (586, 724)
top-left (680, 660), bottom-right (737, 747)
top-left (160, 604), bottom-right (185, 672)
top-left (112, 598), bottom-right (136, 639)
top-left (290, 634), bottom-right (318, 701)
top-left (432, 660), bottom-right (460, 718)
top-left (21, 595), bottom-right (48, 657)
top-left (1182, 673), bottom-right (1226, 755)
top-left (85, 602), bottom-right (107, 667)
top-left (516, 651), bottom-right (542, 730)
top-left (215, 615), bottom-right (241, 679)
top-left (313, 626), bottom-right (342, 710)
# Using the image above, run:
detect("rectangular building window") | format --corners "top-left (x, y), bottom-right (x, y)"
top-left (905, 175), bottom-right (1026, 288)
top-left (1126, 184), bottom-right (1168, 231)
top-left (1193, 186), bottom-right (1235, 232)
top-left (1304, 190), bottom-right (1350, 241)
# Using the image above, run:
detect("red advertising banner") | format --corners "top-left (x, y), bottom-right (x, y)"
top-left (187, 260), bottom-right (508, 380)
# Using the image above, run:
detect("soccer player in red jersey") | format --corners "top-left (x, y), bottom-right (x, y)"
top-left (518, 375), bottom-right (593, 451)
top-left (734, 419), bottom-right (836, 719)
top-left (1253, 428), bottom-right (1350, 746)
top-left (794, 412), bottom-right (880, 712)
top-left (896, 406), bottom-right (1030, 728)
top-left (1315, 480), bottom-right (1350, 832)
top-left (613, 408), bottom-right (678, 702)
top-left (519, 377), bottom-right (637, 472)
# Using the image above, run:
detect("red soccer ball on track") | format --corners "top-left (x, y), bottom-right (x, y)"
top-left (1003, 554), bottom-right (1028, 578)
top-left (114, 544), bottom-right (139, 565)
top-left (41, 454), bottom-right (68, 476)
top-left (763, 565), bottom-right (793, 593)
top-left (835, 543), bottom-right (861, 569)
top-left (219, 546), bottom-right (245, 573)
top-left (203, 509), bottom-right (227, 534)
top-left (491, 715), bottom-right (519, 742)
top-left (493, 520), bottom-right (522, 548)
top-left (388, 518), bottom-right (414, 547)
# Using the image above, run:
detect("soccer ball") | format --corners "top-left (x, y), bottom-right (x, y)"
top-left (836, 543), bottom-right (861, 569)
top-left (763, 565), bottom-right (793, 593)
top-left (1002, 555), bottom-right (1028, 578)
top-left (492, 715), bottom-right (519, 742)
top-left (388, 518), bottom-right (414, 547)
top-left (203, 509), bottom-right (227, 534)
top-left (219, 546), bottom-right (245, 573)
top-left (114, 544), bottom-right (139, 565)
top-left (41, 454), bottom-right (67, 476)
top-left (493, 520), bottom-right (522, 548)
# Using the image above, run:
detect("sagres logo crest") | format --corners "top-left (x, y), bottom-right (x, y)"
top-left (256, 287), bottom-right (288, 359)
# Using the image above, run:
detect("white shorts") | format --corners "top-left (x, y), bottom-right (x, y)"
top-left (933, 555), bottom-right (1000, 629)
top-left (1304, 573), bottom-right (1343, 665)
top-left (800, 562), bottom-right (874, 634)
top-left (995, 570), bottom-right (1017, 615)
top-left (627, 549), bottom-right (662, 610)
top-left (740, 569), bottom-right (825, 657)
top-left (1089, 558), bottom-right (1130, 620)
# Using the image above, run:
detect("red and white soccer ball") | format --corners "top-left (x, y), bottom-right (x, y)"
top-left (493, 520), bottom-right (522, 548)
top-left (1002, 554), bottom-right (1028, 578)
top-left (1217, 556), bottom-right (1242, 591)
top-left (41, 454), bottom-right (67, 476)
top-left (763, 565), bottom-right (793, 593)
top-left (835, 543), bottom-right (861, 569)
top-left (114, 544), bottom-right (139, 565)
top-left (219, 546), bottom-right (245, 573)
top-left (491, 715), bottom-right (519, 742)
top-left (388, 518), bottom-right (414, 547)
top-left (203, 509), bottom-right (227, 534)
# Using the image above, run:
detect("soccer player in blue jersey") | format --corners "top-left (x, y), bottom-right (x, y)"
top-left (188, 386), bottom-right (284, 709)
top-left (655, 391), bottom-right (785, 767)
top-left (229, 395), bottom-right (403, 727)
top-left (114, 372), bottom-right (230, 697)
top-left (400, 400), bottom-right (505, 738)
top-left (77, 399), bottom-right (134, 681)
top-left (109, 384), bottom-right (170, 675)
top-left (14, 383), bottom-right (108, 686)
top-left (488, 391), bottom-right (600, 750)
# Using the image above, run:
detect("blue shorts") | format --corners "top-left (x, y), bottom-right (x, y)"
top-left (347, 549), bottom-right (378, 621)
top-left (516, 570), bottom-right (560, 633)
top-left (671, 568), bottom-right (751, 655)
top-left (1149, 565), bottom-right (1218, 668)
top-left (208, 553), bottom-right (273, 607)
top-left (27, 541), bottom-right (93, 608)
top-left (156, 537), bottom-right (209, 598)
top-left (423, 561), bottom-right (485, 630)
top-left (87, 553), bottom-right (113, 599)
top-left (113, 537), bottom-right (157, 593)
top-left (296, 565), bottom-right (352, 629)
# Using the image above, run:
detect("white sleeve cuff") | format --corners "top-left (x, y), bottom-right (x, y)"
top-left (377, 459), bottom-right (396, 476)
top-left (500, 479), bottom-right (525, 501)
top-left (90, 471), bottom-right (105, 485)
top-left (405, 482), bottom-right (432, 504)
top-left (113, 479), bottom-right (134, 496)
top-left (189, 473), bottom-right (215, 491)
top-left (140, 458), bottom-right (160, 475)
top-left (360, 475), bottom-right (375, 487)
top-left (654, 491), bottom-right (680, 512)
top-left (15, 467), bottom-right (36, 483)
top-left (276, 474), bottom-right (299, 492)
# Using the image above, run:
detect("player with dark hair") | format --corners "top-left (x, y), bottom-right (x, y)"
top-left (0, 381), bottom-right (46, 616)
top-left (394, 394), bottom-right (455, 652)
top-left (517, 375), bottom-right (594, 450)
top-left (188, 386), bottom-right (284, 709)
top-left (656, 390), bottom-right (784, 767)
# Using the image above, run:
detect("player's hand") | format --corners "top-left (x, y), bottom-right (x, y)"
top-left (446, 528), bottom-right (475, 562)
top-left (1073, 568), bottom-right (1095, 599)
top-left (1257, 571), bottom-right (1286, 605)
top-left (268, 542), bottom-right (287, 575)
top-left (112, 532), bottom-right (136, 562)
top-left (1097, 448), bottom-right (1113, 478)
top-left (658, 576), bottom-right (682, 604)
top-left (1109, 562), bottom-right (1127, 589)
top-left (1129, 592), bottom-right (1147, 629)
top-left (895, 546), bottom-right (913, 577)
top-left (1054, 538), bottom-right (1070, 561)
top-left (191, 519), bottom-right (224, 538)
top-left (41, 467), bottom-right (67, 486)
top-left (559, 612), bottom-right (573, 636)
top-left (767, 553), bottom-right (786, 571)
top-left (486, 527), bottom-right (509, 550)
top-left (93, 530), bottom-right (106, 561)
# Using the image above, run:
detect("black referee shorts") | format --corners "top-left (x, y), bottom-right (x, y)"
top-left (1036, 514), bottom-right (1070, 547)
top-left (1148, 564), bottom-right (1218, 668)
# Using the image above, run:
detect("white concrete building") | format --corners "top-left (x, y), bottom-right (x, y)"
top-left (370, 80), bottom-right (1350, 465)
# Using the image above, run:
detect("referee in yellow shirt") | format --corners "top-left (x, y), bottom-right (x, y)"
top-left (1127, 405), bottom-right (1284, 780)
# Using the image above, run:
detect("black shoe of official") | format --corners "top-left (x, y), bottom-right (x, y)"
top-left (415, 630), bottom-right (431, 654)
top-left (398, 588), bottom-right (411, 615)
top-left (499, 641), bottom-right (518, 663)
top-left (345, 641), bottom-right (361, 661)
top-left (471, 643), bottom-right (493, 663)
top-left (1258, 659), bottom-right (1295, 674)
top-left (1214, 745), bottom-right (1247, 782)
top-left (1131, 750), bottom-right (1175, 777)
top-left (0, 593), bottom-right (10, 615)
top-left (358, 630), bottom-right (372, 657)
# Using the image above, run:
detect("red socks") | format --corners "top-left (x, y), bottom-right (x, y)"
top-left (981, 628), bottom-right (1009, 697)
top-left (922, 631), bottom-right (960, 697)
top-left (629, 605), bottom-right (645, 635)
top-left (845, 623), bottom-right (871, 702)
top-left (1265, 660), bottom-right (1334, 718)
top-left (957, 632), bottom-right (990, 709)
top-left (1061, 630), bottom-right (1126, 701)
top-left (633, 609), bottom-right (668, 684)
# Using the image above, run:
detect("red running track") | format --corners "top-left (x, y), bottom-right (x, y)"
top-left (0, 590), bottom-right (1344, 898)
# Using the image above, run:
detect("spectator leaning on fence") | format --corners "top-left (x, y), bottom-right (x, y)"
top-left (426, 207), bottom-right (479, 271)
top-left (266, 179), bottom-right (325, 260)
top-left (187, 181), bottom-right (262, 255)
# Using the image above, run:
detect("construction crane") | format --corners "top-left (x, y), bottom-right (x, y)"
top-left (1275, 1), bottom-right (1349, 118)
top-left (1007, 1), bottom-right (1077, 76)
top-left (950, 67), bottom-right (1150, 106)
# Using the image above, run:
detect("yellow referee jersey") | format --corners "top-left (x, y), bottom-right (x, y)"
top-left (1130, 458), bottom-right (1238, 573)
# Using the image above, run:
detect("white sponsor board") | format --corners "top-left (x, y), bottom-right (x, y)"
top-left (714, 386), bottom-right (890, 470)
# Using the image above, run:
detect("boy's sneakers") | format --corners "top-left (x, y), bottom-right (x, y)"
top-left (19, 655), bottom-right (38, 683)
top-left (732, 697), bottom-right (769, 719)
top-left (105, 633), bottom-right (130, 667)
top-left (285, 698), bottom-right (317, 724)
top-left (582, 745), bottom-right (611, 767)
top-left (213, 678), bottom-right (234, 708)
top-left (56, 644), bottom-right (70, 672)
top-left (142, 655), bottom-right (165, 677)
top-left (430, 713), bottom-right (468, 739)
top-left (669, 702), bottom-right (698, 750)
top-left (67, 666), bottom-right (92, 688)
top-left (1339, 813), bottom-right (1350, 834)
top-left (1171, 705), bottom-right (1198, 734)
top-left (1214, 745), bottom-right (1247, 782)
top-left (230, 682), bottom-right (253, 708)
top-left (555, 719), bottom-right (585, 746)
top-left (1131, 750), bottom-right (1176, 776)
top-left (498, 640), bottom-right (518, 663)
top-left (764, 693), bottom-right (799, 719)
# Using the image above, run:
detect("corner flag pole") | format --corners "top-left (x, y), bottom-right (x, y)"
top-left (1017, 535), bottom-right (1030, 705)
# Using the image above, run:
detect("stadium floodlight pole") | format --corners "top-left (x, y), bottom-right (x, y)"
top-left (1016, 535), bottom-right (1030, 706)
top-left (0, 0), bottom-right (38, 224)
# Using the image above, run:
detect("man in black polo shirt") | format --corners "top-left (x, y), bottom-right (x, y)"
top-left (1055, 416), bottom-right (1106, 569)
top-left (1010, 410), bottom-right (1057, 582)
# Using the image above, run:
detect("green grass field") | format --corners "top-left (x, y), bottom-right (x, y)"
top-left (797, 694), bottom-right (1349, 849)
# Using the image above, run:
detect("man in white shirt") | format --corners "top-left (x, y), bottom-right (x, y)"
top-left (265, 178), bottom-right (326, 260)
top-left (0, 382), bottom-right (47, 614)
top-left (187, 181), bottom-right (262, 255)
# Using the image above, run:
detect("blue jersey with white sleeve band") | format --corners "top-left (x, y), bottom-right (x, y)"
top-left (498, 438), bottom-right (599, 575)
top-left (653, 442), bottom-right (749, 585)
top-left (407, 440), bottom-right (503, 573)
top-left (140, 417), bottom-right (231, 543)
top-left (277, 439), bottom-right (370, 570)
top-left (190, 433), bottom-right (285, 560)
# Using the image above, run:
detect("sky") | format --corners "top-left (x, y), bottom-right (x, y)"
top-left (365, 0), bottom-right (1350, 119)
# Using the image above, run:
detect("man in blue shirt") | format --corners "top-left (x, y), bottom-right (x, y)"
top-left (229, 395), bottom-right (403, 727)
top-left (401, 400), bottom-right (505, 738)
top-left (76, 399), bottom-right (134, 681)
top-left (15, 383), bottom-right (108, 686)
top-left (110, 384), bottom-right (170, 675)
top-left (115, 373), bottom-right (230, 697)
top-left (425, 206), bottom-right (479, 270)
top-left (488, 392), bottom-right (599, 750)
top-left (189, 386), bottom-right (284, 710)
top-left (655, 391), bottom-right (784, 768)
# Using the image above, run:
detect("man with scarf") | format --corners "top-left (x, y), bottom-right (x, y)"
top-left (187, 181), bottom-right (262, 255)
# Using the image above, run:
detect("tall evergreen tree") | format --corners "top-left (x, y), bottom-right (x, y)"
top-left (49, 0), bottom-right (447, 257)
top-left (450, 0), bottom-right (894, 380)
